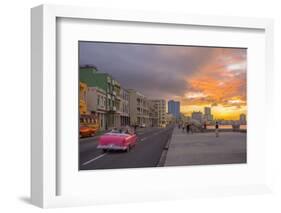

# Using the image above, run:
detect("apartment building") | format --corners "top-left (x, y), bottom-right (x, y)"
top-left (120, 87), bottom-right (130, 126)
top-left (149, 99), bottom-right (167, 127)
top-left (128, 89), bottom-right (150, 127)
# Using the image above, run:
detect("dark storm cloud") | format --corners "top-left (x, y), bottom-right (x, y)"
top-left (79, 42), bottom-right (214, 99)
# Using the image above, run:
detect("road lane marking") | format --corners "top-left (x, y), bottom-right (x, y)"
top-left (82, 153), bottom-right (107, 166)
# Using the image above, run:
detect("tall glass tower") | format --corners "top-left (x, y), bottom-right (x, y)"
top-left (168, 100), bottom-right (180, 119)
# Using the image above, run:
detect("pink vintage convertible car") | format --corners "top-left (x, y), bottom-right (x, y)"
top-left (97, 129), bottom-right (137, 152)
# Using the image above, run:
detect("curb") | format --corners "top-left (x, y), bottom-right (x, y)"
top-left (157, 127), bottom-right (174, 167)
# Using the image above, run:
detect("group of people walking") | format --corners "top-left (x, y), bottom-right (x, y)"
top-left (178, 122), bottom-right (196, 134)
top-left (178, 121), bottom-right (220, 137)
top-left (178, 123), bottom-right (193, 134)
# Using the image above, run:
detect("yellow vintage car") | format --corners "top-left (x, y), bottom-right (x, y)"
top-left (80, 115), bottom-right (99, 137)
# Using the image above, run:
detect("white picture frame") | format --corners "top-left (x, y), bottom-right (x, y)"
top-left (31, 4), bottom-right (274, 208)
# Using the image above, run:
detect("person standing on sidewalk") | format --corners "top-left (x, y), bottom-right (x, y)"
top-left (215, 121), bottom-right (219, 137)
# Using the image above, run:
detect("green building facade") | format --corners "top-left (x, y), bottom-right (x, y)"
top-left (80, 66), bottom-right (121, 129)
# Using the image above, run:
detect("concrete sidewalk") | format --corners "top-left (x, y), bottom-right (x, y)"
top-left (164, 127), bottom-right (246, 166)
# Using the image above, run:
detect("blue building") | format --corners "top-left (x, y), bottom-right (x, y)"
top-left (168, 100), bottom-right (180, 119)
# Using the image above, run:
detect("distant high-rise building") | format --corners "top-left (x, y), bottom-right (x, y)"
top-left (204, 107), bottom-right (211, 115)
top-left (204, 107), bottom-right (213, 122)
top-left (240, 113), bottom-right (247, 125)
top-left (168, 100), bottom-right (180, 119)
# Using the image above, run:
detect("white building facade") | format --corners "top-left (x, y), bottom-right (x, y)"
top-left (120, 87), bottom-right (130, 126)
top-left (128, 89), bottom-right (150, 127)
top-left (149, 99), bottom-right (167, 127)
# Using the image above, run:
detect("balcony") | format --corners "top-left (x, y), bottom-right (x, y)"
top-left (98, 104), bottom-right (105, 110)
top-left (107, 106), bottom-right (116, 112)
top-left (116, 94), bottom-right (121, 100)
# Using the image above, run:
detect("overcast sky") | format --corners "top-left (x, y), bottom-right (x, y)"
top-left (79, 41), bottom-right (246, 119)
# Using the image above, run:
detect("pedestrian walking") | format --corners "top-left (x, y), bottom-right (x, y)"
top-left (186, 123), bottom-right (190, 134)
top-left (182, 124), bottom-right (185, 133)
top-left (190, 123), bottom-right (193, 134)
top-left (215, 121), bottom-right (219, 137)
top-left (203, 122), bottom-right (207, 132)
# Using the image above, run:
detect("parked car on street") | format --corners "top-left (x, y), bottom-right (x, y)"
top-left (80, 125), bottom-right (96, 137)
top-left (79, 114), bottom-right (99, 137)
top-left (140, 123), bottom-right (146, 128)
top-left (97, 128), bottom-right (137, 152)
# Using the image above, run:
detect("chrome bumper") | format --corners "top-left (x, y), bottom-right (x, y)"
top-left (97, 144), bottom-right (127, 150)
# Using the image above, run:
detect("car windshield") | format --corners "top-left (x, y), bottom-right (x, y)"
top-left (110, 128), bottom-right (132, 134)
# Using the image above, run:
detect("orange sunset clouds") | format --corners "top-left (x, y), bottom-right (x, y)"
top-left (181, 48), bottom-right (247, 120)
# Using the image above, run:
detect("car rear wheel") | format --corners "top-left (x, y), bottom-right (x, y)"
top-left (126, 145), bottom-right (130, 152)
top-left (102, 149), bottom-right (107, 153)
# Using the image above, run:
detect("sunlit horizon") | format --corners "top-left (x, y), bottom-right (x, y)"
top-left (180, 105), bottom-right (246, 120)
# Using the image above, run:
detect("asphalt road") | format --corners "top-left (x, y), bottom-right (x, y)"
top-left (79, 126), bottom-right (174, 170)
